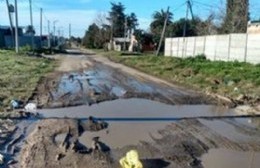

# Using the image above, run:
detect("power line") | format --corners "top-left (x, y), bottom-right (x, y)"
top-left (171, 2), bottom-right (186, 12)
top-left (192, 0), bottom-right (218, 8)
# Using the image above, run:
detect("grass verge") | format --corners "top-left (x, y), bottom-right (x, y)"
top-left (97, 50), bottom-right (260, 104)
top-left (0, 50), bottom-right (56, 110)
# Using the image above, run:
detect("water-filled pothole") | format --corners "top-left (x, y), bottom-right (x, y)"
top-left (202, 148), bottom-right (260, 168)
top-left (38, 98), bottom-right (235, 119)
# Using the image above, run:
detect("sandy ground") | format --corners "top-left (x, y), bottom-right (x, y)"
top-left (57, 55), bottom-right (93, 72)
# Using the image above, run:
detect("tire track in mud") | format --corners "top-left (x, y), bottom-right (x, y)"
top-left (2, 116), bottom-right (260, 168)
top-left (31, 54), bottom-right (216, 109)
top-left (112, 119), bottom-right (260, 168)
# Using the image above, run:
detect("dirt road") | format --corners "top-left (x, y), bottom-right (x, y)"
top-left (32, 49), bottom-right (220, 108)
top-left (1, 49), bottom-right (260, 168)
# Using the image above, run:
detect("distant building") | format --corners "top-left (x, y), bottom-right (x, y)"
top-left (113, 37), bottom-right (130, 51)
top-left (247, 21), bottom-right (260, 34)
top-left (0, 25), bottom-right (50, 49)
top-left (0, 25), bottom-right (23, 48)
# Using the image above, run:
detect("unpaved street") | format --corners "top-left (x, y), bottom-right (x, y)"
top-left (32, 49), bottom-right (219, 108)
top-left (1, 49), bottom-right (260, 168)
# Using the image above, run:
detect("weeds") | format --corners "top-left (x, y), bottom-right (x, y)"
top-left (0, 50), bottom-right (55, 110)
top-left (101, 51), bottom-right (260, 101)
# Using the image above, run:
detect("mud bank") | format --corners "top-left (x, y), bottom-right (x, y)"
top-left (202, 148), bottom-right (260, 168)
top-left (18, 117), bottom-right (260, 168)
top-left (0, 117), bottom-right (35, 168)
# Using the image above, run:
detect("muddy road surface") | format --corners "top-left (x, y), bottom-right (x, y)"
top-left (1, 49), bottom-right (260, 168)
top-left (19, 117), bottom-right (260, 168)
top-left (32, 49), bottom-right (219, 108)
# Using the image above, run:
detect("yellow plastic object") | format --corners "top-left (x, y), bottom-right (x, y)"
top-left (119, 150), bottom-right (143, 168)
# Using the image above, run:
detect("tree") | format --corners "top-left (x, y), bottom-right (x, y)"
top-left (220, 0), bottom-right (249, 33)
top-left (127, 13), bottom-right (139, 30)
top-left (25, 25), bottom-right (35, 35)
top-left (150, 9), bottom-right (173, 43)
top-left (107, 2), bottom-right (126, 37)
top-left (93, 12), bottom-right (111, 46)
top-left (193, 15), bottom-right (218, 35)
top-left (150, 9), bottom-right (173, 31)
top-left (170, 17), bottom-right (209, 37)
top-left (94, 12), bottom-right (109, 28)
top-left (82, 23), bottom-right (101, 48)
top-left (83, 2), bottom-right (139, 49)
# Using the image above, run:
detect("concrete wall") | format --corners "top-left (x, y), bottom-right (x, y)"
top-left (0, 32), bottom-right (5, 47)
top-left (165, 33), bottom-right (260, 64)
top-left (4, 35), bottom-right (48, 49)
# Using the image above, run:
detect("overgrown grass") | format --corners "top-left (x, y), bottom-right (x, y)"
top-left (0, 50), bottom-right (56, 110)
top-left (99, 50), bottom-right (260, 101)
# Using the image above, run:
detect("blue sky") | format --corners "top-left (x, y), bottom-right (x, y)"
top-left (0, 0), bottom-right (259, 37)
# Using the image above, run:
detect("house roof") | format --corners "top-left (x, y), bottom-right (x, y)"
top-left (0, 25), bottom-right (24, 30)
top-left (251, 20), bottom-right (260, 24)
top-left (113, 37), bottom-right (130, 42)
top-left (0, 25), bottom-right (11, 30)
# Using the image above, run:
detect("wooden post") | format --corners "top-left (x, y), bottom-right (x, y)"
top-left (244, 33), bottom-right (248, 62)
top-left (227, 34), bottom-right (232, 61)
top-left (156, 7), bottom-right (170, 56)
top-left (14, 0), bottom-right (19, 53)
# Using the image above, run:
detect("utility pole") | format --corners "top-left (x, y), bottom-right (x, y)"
top-left (53, 20), bottom-right (58, 46)
top-left (110, 19), bottom-right (114, 50)
top-left (69, 23), bottom-right (71, 46)
top-left (29, 0), bottom-right (34, 50)
top-left (183, 0), bottom-right (189, 37)
top-left (156, 6), bottom-right (170, 56)
top-left (6, 0), bottom-right (14, 47)
top-left (40, 8), bottom-right (42, 48)
top-left (188, 0), bottom-right (194, 20)
top-left (69, 24), bottom-right (71, 38)
top-left (69, 24), bottom-right (71, 47)
top-left (53, 20), bottom-right (58, 36)
top-left (124, 17), bottom-right (127, 51)
top-left (14, 0), bottom-right (19, 53)
top-left (183, 0), bottom-right (193, 37)
top-left (48, 20), bottom-right (50, 48)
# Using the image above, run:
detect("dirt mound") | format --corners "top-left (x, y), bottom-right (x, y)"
top-left (19, 118), bottom-right (260, 168)
top-left (20, 119), bottom-right (114, 168)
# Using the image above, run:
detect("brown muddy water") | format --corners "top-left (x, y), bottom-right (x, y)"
top-left (37, 98), bottom-right (260, 168)
top-left (200, 118), bottom-right (260, 143)
top-left (55, 121), bottom-right (165, 148)
top-left (202, 148), bottom-right (260, 168)
top-left (37, 98), bottom-right (259, 151)
top-left (38, 98), bottom-right (235, 119)
top-left (199, 118), bottom-right (260, 168)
